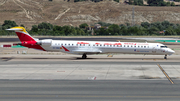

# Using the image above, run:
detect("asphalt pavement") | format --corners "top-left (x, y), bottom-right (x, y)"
top-left (0, 80), bottom-right (180, 101)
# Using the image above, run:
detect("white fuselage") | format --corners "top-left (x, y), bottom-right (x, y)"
top-left (39, 40), bottom-right (175, 55)
top-left (6, 27), bottom-right (175, 57)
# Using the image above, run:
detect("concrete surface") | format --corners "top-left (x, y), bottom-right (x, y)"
top-left (0, 55), bottom-right (180, 81)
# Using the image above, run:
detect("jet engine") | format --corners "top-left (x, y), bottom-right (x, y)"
top-left (36, 39), bottom-right (52, 46)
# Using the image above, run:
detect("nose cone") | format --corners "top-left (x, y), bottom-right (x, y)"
top-left (168, 49), bottom-right (175, 55)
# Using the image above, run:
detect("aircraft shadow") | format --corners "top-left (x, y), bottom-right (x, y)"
top-left (0, 57), bottom-right (172, 61)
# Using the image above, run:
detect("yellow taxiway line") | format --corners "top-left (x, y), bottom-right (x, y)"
top-left (157, 64), bottom-right (174, 84)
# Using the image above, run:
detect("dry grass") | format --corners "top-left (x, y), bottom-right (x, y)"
top-left (0, 0), bottom-right (180, 29)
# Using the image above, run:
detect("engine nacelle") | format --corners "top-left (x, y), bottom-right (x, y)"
top-left (36, 39), bottom-right (52, 46)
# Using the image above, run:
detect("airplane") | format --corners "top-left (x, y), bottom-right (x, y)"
top-left (6, 27), bottom-right (175, 59)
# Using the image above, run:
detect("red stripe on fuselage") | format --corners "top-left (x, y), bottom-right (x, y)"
top-left (62, 46), bottom-right (69, 52)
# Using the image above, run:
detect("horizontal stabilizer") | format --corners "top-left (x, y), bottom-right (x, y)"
top-left (6, 27), bottom-right (27, 33)
top-left (6, 28), bottom-right (23, 31)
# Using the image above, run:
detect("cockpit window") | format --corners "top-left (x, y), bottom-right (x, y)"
top-left (161, 46), bottom-right (167, 48)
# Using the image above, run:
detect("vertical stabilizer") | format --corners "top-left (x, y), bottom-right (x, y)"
top-left (6, 27), bottom-right (35, 42)
top-left (6, 27), bottom-right (45, 51)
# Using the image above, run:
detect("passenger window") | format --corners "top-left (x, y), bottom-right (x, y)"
top-left (61, 44), bottom-right (63, 46)
top-left (144, 46), bottom-right (146, 48)
top-left (131, 46), bottom-right (133, 47)
top-left (124, 45), bottom-right (126, 47)
top-left (134, 46), bottom-right (136, 47)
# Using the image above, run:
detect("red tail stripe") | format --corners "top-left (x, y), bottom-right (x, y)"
top-left (15, 32), bottom-right (34, 42)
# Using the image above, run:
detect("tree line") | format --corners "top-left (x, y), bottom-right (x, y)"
top-left (128, 0), bottom-right (179, 6)
top-left (0, 20), bottom-right (180, 36)
top-left (72, 0), bottom-right (180, 6)
top-left (94, 21), bottom-right (180, 36)
top-left (146, 0), bottom-right (177, 6)
top-left (74, 0), bottom-right (119, 3)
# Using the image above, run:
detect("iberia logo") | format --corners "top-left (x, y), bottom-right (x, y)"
top-left (77, 42), bottom-right (89, 44)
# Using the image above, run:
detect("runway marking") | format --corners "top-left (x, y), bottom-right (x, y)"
top-left (105, 65), bottom-right (111, 79)
top-left (63, 65), bottom-right (79, 79)
top-left (157, 64), bottom-right (174, 84)
top-left (0, 95), bottom-right (180, 98)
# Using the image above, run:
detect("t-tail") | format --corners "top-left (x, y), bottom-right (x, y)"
top-left (6, 27), bottom-right (45, 51)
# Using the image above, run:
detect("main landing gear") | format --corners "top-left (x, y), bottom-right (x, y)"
top-left (82, 54), bottom-right (87, 59)
top-left (164, 54), bottom-right (167, 59)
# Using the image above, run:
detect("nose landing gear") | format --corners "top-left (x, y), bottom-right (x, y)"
top-left (164, 54), bottom-right (167, 59)
top-left (82, 54), bottom-right (87, 59)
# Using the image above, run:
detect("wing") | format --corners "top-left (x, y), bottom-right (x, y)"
top-left (72, 50), bottom-right (102, 54)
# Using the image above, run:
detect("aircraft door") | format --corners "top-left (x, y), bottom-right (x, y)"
top-left (88, 44), bottom-right (92, 51)
top-left (152, 46), bottom-right (157, 54)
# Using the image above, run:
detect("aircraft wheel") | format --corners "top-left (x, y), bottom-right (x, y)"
top-left (82, 54), bottom-right (87, 59)
top-left (164, 55), bottom-right (167, 59)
